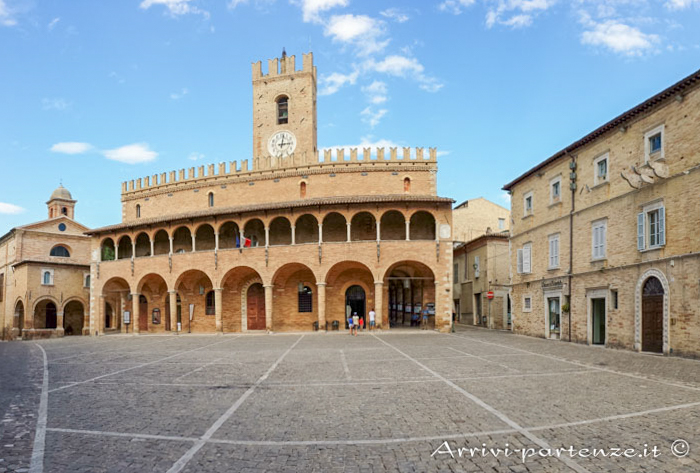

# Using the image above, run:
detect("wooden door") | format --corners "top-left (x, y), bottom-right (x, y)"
top-left (139, 295), bottom-right (148, 332)
top-left (592, 298), bottom-right (606, 345)
top-left (247, 283), bottom-right (265, 330)
top-left (642, 295), bottom-right (663, 353)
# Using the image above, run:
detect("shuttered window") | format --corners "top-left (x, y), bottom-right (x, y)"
top-left (638, 203), bottom-right (665, 251)
top-left (592, 221), bottom-right (606, 260)
top-left (548, 235), bottom-right (559, 269)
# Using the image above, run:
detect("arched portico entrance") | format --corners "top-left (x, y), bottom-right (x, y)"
top-left (63, 300), bottom-right (85, 335)
top-left (345, 285), bottom-right (366, 328)
top-left (324, 261), bottom-right (375, 330)
top-left (34, 299), bottom-right (58, 329)
top-left (247, 283), bottom-right (265, 330)
top-left (13, 300), bottom-right (25, 339)
top-left (384, 261), bottom-right (435, 329)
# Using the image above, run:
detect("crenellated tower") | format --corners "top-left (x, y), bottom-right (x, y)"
top-left (251, 50), bottom-right (317, 167)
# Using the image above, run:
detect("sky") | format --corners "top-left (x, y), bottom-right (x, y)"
top-left (1, 0), bottom-right (700, 232)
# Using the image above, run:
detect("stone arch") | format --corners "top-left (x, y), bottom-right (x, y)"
top-left (117, 235), bottom-right (133, 259)
top-left (324, 261), bottom-right (376, 329)
top-left (271, 262), bottom-right (318, 332)
top-left (102, 277), bottom-right (131, 332)
top-left (62, 299), bottom-right (86, 336)
top-left (195, 224), bottom-right (216, 251)
top-left (33, 296), bottom-right (59, 330)
top-left (410, 211), bottom-right (436, 240)
top-left (351, 212), bottom-right (376, 241)
top-left (380, 210), bottom-right (406, 241)
top-left (174, 269), bottom-right (215, 333)
top-left (153, 229), bottom-right (170, 255)
top-left (172, 226), bottom-right (192, 253)
top-left (49, 243), bottom-right (72, 257)
top-left (219, 221), bottom-right (241, 249)
top-left (322, 212), bottom-right (347, 242)
top-left (101, 237), bottom-right (115, 261)
top-left (383, 260), bottom-right (436, 328)
top-left (222, 266), bottom-right (264, 332)
top-left (243, 218), bottom-right (265, 247)
top-left (134, 232), bottom-right (151, 257)
top-left (295, 214), bottom-right (318, 244)
top-left (635, 268), bottom-right (670, 354)
top-left (137, 273), bottom-right (170, 332)
top-left (13, 299), bottom-right (25, 337)
top-left (269, 217), bottom-right (292, 246)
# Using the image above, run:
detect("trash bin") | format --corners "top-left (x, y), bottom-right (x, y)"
top-left (313, 321), bottom-right (319, 331)
top-left (332, 320), bottom-right (340, 331)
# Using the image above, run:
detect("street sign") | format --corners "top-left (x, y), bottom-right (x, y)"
top-left (486, 291), bottom-right (495, 300)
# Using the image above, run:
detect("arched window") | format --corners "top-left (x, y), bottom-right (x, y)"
top-left (208, 192), bottom-right (214, 208)
top-left (43, 271), bottom-right (52, 285)
top-left (277, 96), bottom-right (288, 124)
top-left (136, 204), bottom-right (141, 218)
top-left (61, 207), bottom-right (68, 215)
top-left (403, 177), bottom-right (411, 193)
top-left (205, 291), bottom-right (215, 315)
top-left (300, 181), bottom-right (307, 199)
top-left (50, 208), bottom-right (54, 218)
top-left (84, 274), bottom-right (91, 288)
top-left (50, 246), bottom-right (70, 257)
top-left (298, 285), bottom-right (313, 313)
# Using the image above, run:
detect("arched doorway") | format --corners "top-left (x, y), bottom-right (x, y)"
top-left (247, 283), bottom-right (265, 330)
top-left (105, 303), bottom-right (113, 329)
top-left (14, 301), bottom-right (25, 339)
top-left (642, 276), bottom-right (664, 353)
top-left (63, 301), bottom-right (85, 336)
top-left (139, 295), bottom-right (148, 332)
top-left (46, 302), bottom-right (57, 329)
top-left (384, 261), bottom-right (436, 329)
top-left (345, 285), bottom-right (366, 328)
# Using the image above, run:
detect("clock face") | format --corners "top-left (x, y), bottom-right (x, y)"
top-left (268, 131), bottom-right (297, 157)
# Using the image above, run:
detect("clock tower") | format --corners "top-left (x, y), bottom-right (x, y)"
top-left (251, 50), bottom-right (317, 165)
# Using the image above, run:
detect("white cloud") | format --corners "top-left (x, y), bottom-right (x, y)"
top-left (103, 143), bottom-right (158, 164)
top-left (51, 142), bottom-right (93, 154)
top-left (324, 14), bottom-right (389, 56)
top-left (48, 17), bottom-right (60, 31)
top-left (500, 192), bottom-right (511, 205)
top-left (188, 152), bottom-right (205, 161)
top-left (368, 55), bottom-right (444, 92)
top-left (380, 8), bottom-right (409, 23)
top-left (319, 70), bottom-right (359, 95)
top-left (139, 0), bottom-right (209, 18)
top-left (0, 202), bottom-right (25, 215)
top-left (665, 0), bottom-right (700, 9)
top-left (170, 87), bottom-right (189, 100)
top-left (42, 98), bottom-right (71, 111)
top-left (439, 0), bottom-right (476, 15)
top-left (362, 80), bottom-right (388, 104)
top-left (0, 0), bottom-right (16, 26)
top-left (299, 0), bottom-right (348, 23)
top-left (581, 20), bottom-right (659, 56)
top-left (361, 107), bottom-right (388, 128)
top-left (228, 0), bottom-right (248, 7)
top-left (486, 0), bottom-right (557, 28)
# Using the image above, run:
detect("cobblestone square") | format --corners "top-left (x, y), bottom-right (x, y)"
top-left (2, 326), bottom-right (700, 472)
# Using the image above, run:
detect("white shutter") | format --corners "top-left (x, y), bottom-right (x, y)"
top-left (474, 256), bottom-right (480, 278)
top-left (523, 245), bottom-right (531, 273)
top-left (601, 224), bottom-right (606, 257)
top-left (517, 249), bottom-right (523, 274)
top-left (592, 226), bottom-right (599, 259)
top-left (555, 238), bottom-right (559, 267)
top-left (637, 213), bottom-right (645, 251)
top-left (659, 207), bottom-right (665, 246)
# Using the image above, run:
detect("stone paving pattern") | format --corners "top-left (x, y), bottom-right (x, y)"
top-left (1, 326), bottom-right (699, 472)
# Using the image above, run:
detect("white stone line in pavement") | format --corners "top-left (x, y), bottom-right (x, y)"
top-left (339, 349), bottom-right (351, 381)
top-left (45, 399), bottom-right (700, 448)
top-left (166, 335), bottom-right (306, 473)
top-left (48, 336), bottom-right (241, 394)
top-left (372, 334), bottom-right (591, 473)
top-left (448, 331), bottom-right (700, 393)
top-left (173, 357), bottom-right (226, 381)
top-left (51, 336), bottom-right (178, 362)
top-left (446, 346), bottom-right (520, 371)
top-left (29, 344), bottom-right (49, 473)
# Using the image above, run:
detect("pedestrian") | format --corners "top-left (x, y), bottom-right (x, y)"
top-left (352, 312), bottom-right (360, 336)
top-left (368, 308), bottom-right (376, 331)
top-left (422, 307), bottom-right (429, 330)
top-left (348, 313), bottom-right (354, 334)
top-left (359, 316), bottom-right (364, 331)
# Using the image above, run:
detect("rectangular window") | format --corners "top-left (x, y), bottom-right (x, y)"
top-left (644, 125), bottom-right (665, 162)
top-left (550, 177), bottom-right (561, 204)
top-left (638, 202), bottom-right (665, 251)
top-left (523, 295), bottom-right (532, 312)
top-left (548, 234), bottom-right (559, 269)
top-left (517, 243), bottom-right (532, 274)
top-left (594, 153), bottom-right (609, 185)
top-left (498, 218), bottom-right (505, 230)
top-left (523, 191), bottom-right (533, 216)
top-left (474, 255), bottom-right (480, 278)
top-left (592, 220), bottom-right (607, 260)
top-left (298, 286), bottom-right (313, 313)
top-left (83, 273), bottom-right (91, 288)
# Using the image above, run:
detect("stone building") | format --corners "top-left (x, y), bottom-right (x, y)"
top-left (453, 232), bottom-right (510, 328)
top-left (0, 186), bottom-right (91, 340)
top-left (504, 67), bottom-right (700, 357)
top-left (85, 51), bottom-right (454, 335)
top-left (452, 197), bottom-right (509, 243)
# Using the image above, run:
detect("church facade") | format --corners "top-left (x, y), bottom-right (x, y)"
top-left (82, 52), bottom-right (454, 335)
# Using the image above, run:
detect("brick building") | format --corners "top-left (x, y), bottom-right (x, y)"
top-left (84, 51), bottom-right (454, 335)
top-left (0, 186), bottom-right (91, 340)
top-left (504, 67), bottom-right (700, 357)
top-left (452, 197), bottom-right (509, 243)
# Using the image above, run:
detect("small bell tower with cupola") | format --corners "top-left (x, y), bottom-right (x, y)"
top-left (47, 184), bottom-right (76, 219)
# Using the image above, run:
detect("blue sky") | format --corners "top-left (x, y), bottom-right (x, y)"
top-left (1, 0), bottom-right (699, 231)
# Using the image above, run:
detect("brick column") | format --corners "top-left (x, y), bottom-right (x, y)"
top-left (291, 225), bottom-right (296, 245)
top-left (317, 282), bottom-right (326, 330)
top-left (374, 281), bottom-right (383, 328)
top-left (132, 293), bottom-right (140, 334)
top-left (119, 292), bottom-right (125, 333)
top-left (346, 222), bottom-right (351, 242)
top-left (405, 220), bottom-right (410, 241)
top-left (214, 288), bottom-right (223, 333)
top-left (264, 284), bottom-right (273, 331)
top-left (169, 291), bottom-right (178, 332)
top-left (56, 310), bottom-right (65, 336)
top-left (98, 295), bottom-right (105, 336)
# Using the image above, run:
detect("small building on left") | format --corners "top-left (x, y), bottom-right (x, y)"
top-left (0, 185), bottom-right (91, 340)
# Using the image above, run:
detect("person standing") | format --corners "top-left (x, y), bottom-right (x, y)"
top-left (348, 313), bottom-right (354, 334)
top-left (422, 306), bottom-right (429, 330)
top-left (352, 312), bottom-right (360, 336)
top-left (368, 308), bottom-right (376, 331)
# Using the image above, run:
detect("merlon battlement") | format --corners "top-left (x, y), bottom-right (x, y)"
top-left (121, 147), bottom-right (437, 194)
top-left (252, 52), bottom-right (315, 80)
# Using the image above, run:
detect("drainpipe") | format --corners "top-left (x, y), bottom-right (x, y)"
top-left (568, 152), bottom-right (577, 342)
